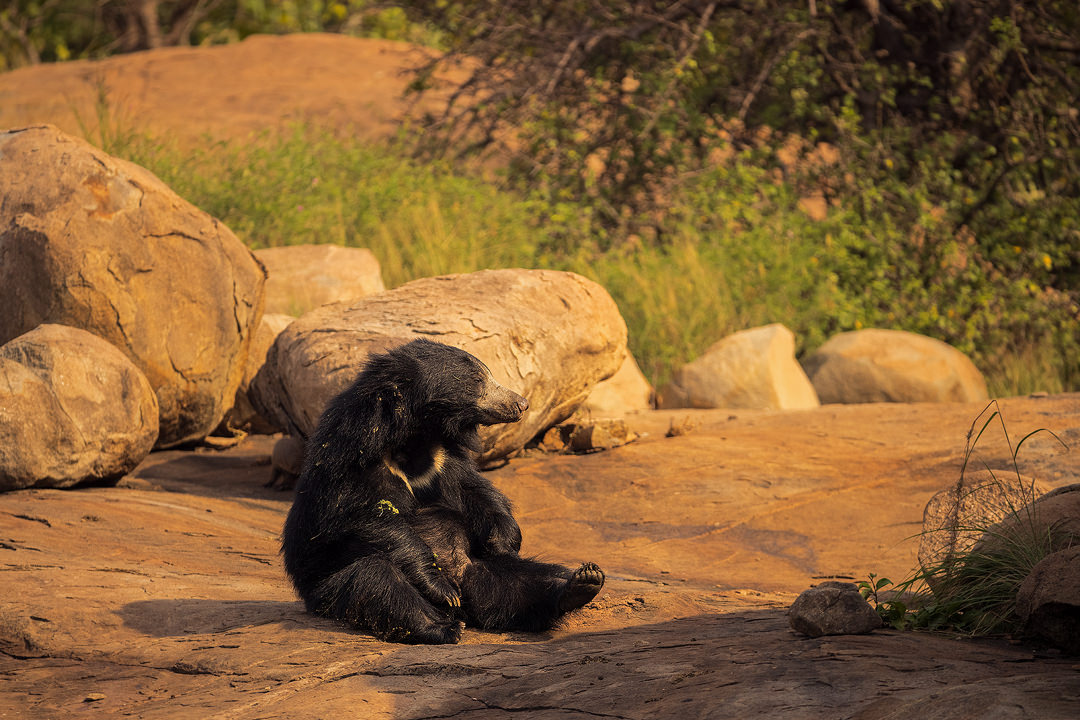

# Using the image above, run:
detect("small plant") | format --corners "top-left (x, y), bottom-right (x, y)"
top-left (856, 573), bottom-right (910, 630)
top-left (861, 401), bottom-right (1068, 636)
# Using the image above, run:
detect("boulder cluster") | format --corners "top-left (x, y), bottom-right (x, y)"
top-left (1, 125), bottom-right (263, 489)
top-left (2, 124), bottom-right (1076, 654)
top-left (0, 123), bottom-right (1006, 491)
top-left (659, 324), bottom-right (989, 410)
top-left (0, 125), bottom-right (628, 489)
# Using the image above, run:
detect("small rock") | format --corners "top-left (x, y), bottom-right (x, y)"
top-left (535, 419), bottom-right (638, 454)
top-left (567, 419), bottom-right (638, 453)
top-left (537, 426), bottom-right (567, 453)
top-left (788, 581), bottom-right (882, 637)
top-left (266, 435), bottom-right (305, 490)
top-left (84, 693), bottom-right (106, 702)
top-left (665, 417), bottom-right (697, 438)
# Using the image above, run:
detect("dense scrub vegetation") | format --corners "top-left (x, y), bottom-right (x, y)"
top-left (3, 1), bottom-right (1078, 395)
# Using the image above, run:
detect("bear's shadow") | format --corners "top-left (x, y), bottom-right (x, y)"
top-left (117, 597), bottom-right (557, 644)
top-left (117, 598), bottom-right (315, 637)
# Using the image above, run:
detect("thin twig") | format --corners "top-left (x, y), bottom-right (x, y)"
top-left (738, 27), bottom-right (815, 123)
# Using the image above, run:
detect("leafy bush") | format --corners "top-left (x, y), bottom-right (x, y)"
top-left (404, 0), bottom-right (1080, 392)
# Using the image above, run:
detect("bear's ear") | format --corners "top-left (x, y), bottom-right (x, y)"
top-left (326, 353), bottom-right (421, 460)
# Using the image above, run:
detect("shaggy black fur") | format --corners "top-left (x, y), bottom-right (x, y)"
top-left (281, 339), bottom-right (604, 644)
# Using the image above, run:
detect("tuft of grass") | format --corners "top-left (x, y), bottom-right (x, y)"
top-left (860, 401), bottom-right (1069, 636)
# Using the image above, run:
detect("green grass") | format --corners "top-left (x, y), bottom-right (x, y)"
top-left (107, 124), bottom-right (1075, 394)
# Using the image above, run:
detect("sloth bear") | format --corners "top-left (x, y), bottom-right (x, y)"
top-left (281, 338), bottom-right (605, 644)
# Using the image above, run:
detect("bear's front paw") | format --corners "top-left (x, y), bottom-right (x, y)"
top-left (421, 572), bottom-right (461, 610)
top-left (557, 562), bottom-right (605, 614)
top-left (394, 619), bottom-right (464, 645)
top-left (485, 515), bottom-right (522, 554)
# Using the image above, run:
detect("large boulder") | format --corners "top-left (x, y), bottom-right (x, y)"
top-left (658, 324), bottom-right (819, 410)
top-left (1015, 545), bottom-right (1080, 655)
top-left (250, 269), bottom-right (627, 462)
top-left (0, 125), bottom-right (265, 447)
top-left (803, 329), bottom-right (988, 404)
top-left (0, 324), bottom-right (159, 490)
top-left (254, 244), bottom-right (386, 316)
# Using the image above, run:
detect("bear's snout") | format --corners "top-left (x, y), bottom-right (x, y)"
top-left (478, 379), bottom-right (529, 425)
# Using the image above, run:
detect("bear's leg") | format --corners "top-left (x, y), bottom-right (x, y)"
top-left (459, 555), bottom-right (604, 632)
top-left (313, 555), bottom-right (463, 645)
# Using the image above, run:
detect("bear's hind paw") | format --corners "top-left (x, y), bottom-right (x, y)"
top-left (558, 562), bottom-right (605, 614)
top-left (391, 619), bottom-right (464, 645)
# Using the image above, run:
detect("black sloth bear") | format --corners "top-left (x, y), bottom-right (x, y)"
top-left (281, 338), bottom-right (605, 644)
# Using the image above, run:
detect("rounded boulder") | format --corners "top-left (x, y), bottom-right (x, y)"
top-left (250, 269), bottom-right (627, 463)
top-left (803, 329), bottom-right (988, 404)
top-left (658, 324), bottom-right (819, 410)
top-left (0, 125), bottom-right (266, 447)
top-left (254, 244), bottom-right (385, 317)
top-left (0, 324), bottom-right (159, 490)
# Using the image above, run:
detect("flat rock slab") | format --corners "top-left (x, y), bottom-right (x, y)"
top-left (2, 395), bottom-right (1079, 718)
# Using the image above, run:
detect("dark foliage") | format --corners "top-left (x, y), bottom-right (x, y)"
top-left (405, 1), bottom-right (1079, 236)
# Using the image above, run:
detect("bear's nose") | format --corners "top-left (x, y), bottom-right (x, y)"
top-left (515, 395), bottom-right (529, 414)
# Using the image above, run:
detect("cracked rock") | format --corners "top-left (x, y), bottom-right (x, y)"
top-left (0, 125), bottom-right (265, 447)
top-left (0, 324), bottom-right (158, 490)
top-left (788, 581), bottom-right (882, 637)
top-left (249, 269), bottom-right (627, 463)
